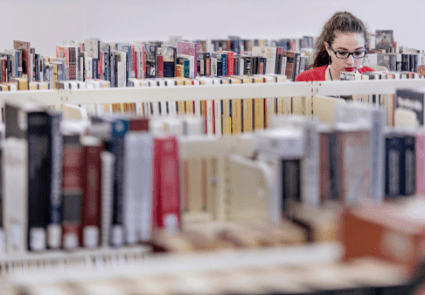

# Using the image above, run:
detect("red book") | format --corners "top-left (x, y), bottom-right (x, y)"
top-left (81, 136), bottom-right (103, 248)
top-left (131, 46), bottom-right (136, 78)
top-left (152, 136), bottom-right (181, 233)
top-left (62, 135), bottom-right (83, 250)
top-left (157, 55), bottom-right (164, 78)
top-left (225, 51), bottom-right (234, 76)
top-left (1, 59), bottom-right (6, 83)
top-left (135, 51), bottom-right (139, 79)
top-left (206, 57), bottom-right (210, 77)
top-left (142, 47), bottom-right (147, 79)
top-left (129, 118), bottom-right (149, 131)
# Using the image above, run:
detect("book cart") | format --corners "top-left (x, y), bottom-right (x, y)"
top-left (1, 78), bottom-right (425, 292)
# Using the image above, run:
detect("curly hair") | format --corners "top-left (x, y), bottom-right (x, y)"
top-left (313, 11), bottom-right (369, 68)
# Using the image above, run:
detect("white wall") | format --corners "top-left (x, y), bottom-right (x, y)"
top-left (0, 0), bottom-right (83, 56)
top-left (0, 0), bottom-right (424, 56)
top-left (81, 0), bottom-right (425, 50)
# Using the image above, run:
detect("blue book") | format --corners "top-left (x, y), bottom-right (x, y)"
top-left (164, 61), bottom-right (174, 78)
top-left (221, 53), bottom-right (228, 77)
top-left (401, 54), bottom-right (410, 71)
top-left (47, 111), bottom-right (63, 249)
top-left (35, 54), bottom-right (40, 81)
top-left (385, 134), bottom-right (403, 198)
top-left (184, 60), bottom-right (190, 78)
top-left (402, 135), bottom-right (415, 196)
top-left (91, 116), bottom-right (129, 247)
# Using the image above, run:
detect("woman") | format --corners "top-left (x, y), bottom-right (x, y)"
top-left (296, 11), bottom-right (374, 82)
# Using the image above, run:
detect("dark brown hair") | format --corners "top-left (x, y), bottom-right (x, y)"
top-left (313, 11), bottom-right (368, 68)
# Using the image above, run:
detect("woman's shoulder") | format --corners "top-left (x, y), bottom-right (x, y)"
top-left (295, 65), bottom-right (327, 82)
top-left (359, 66), bottom-right (375, 73)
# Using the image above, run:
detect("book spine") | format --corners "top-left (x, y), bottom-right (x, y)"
top-left (385, 136), bottom-right (402, 198)
top-left (3, 138), bottom-right (28, 254)
top-left (301, 123), bottom-right (320, 207)
top-left (370, 109), bottom-right (385, 204)
top-left (222, 53), bottom-right (228, 76)
top-left (282, 159), bottom-right (301, 212)
top-left (101, 151), bottom-right (115, 248)
top-left (27, 112), bottom-right (50, 252)
top-left (92, 59), bottom-right (98, 81)
top-left (110, 119), bottom-right (129, 247)
top-left (47, 113), bottom-right (63, 249)
top-left (401, 54), bottom-right (410, 71)
top-left (164, 61), bottom-right (174, 78)
top-left (152, 137), bottom-right (181, 233)
top-left (62, 135), bottom-right (82, 250)
top-left (227, 52), bottom-right (234, 76)
top-left (157, 55), bottom-right (164, 78)
top-left (81, 137), bottom-right (102, 248)
top-left (131, 46), bottom-right (136, 79)
top-left (402, 135), bottom-right (415, 196)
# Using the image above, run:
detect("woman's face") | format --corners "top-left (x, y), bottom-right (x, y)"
top-left (325, 32), bottom-right (366, 73)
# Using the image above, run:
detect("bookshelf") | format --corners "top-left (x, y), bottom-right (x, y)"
top-left (1, 79), bottom-right (425, 107)
top-left (0, 78), bottom-right (422, 286)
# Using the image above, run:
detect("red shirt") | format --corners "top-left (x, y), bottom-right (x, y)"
top-left (295, 65), bottom-right (375, 82)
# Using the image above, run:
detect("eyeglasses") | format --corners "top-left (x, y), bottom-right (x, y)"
top-left (328, 43), bottom-right (367, 59)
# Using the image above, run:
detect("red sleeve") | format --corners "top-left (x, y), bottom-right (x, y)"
top-left (359, 66), bottom-right (375, 73)
top-left (295, 65), bottom-right (327, 82)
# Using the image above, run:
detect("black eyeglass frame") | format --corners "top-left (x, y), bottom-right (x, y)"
top-left (327, 42), bottom-right (367, 59)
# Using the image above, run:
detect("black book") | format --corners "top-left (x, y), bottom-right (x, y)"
top-left (281, 159), bottom-right (301, 212)
top-left (27, 111), bottom-right (50, 251)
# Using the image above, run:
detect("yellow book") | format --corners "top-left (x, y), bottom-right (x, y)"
top-left (312, 95), bottom-right (346, 124)
top-left (0, 84), bottom-right (8, 91)
top-left (236, 76), bottom-right (254, 133)
top-left (221, 78), bottom-right (231, 135)
top-left (292, 96), bottom-right (306, 115)
top-left (52, 63), bottom-right (58, 90)
top-left (253, 76), bottom-right (265, 130)
top-left (29, 82), bottom-right (37, 90)
top-left (175, 78), bottom-right (186, 114)
top-left (11, 78), bottom-right (29, 91)
top-left (37, 82), bottom-right (49, 90)
top-left (228, 77), bottom-right (242, 135)
top-left (183, 78), bottom-right (194, 115)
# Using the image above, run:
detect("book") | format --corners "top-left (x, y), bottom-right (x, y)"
top-left (47, 111), bottom-right (63, 250)
top-left (3, 137), bottom-right (28, 254)
top-left (100, 151), bottom-right (115, 248)
top-left (13, 40), bottom-right (30, 78)
top-left (81, 136), bottom-right (103, 248)
top-left (177, 41), bottom-right (198, 78)
top-left (395, 88), bottom-right (425, 126)
top-left (152, 136), bottom-right (181, 234)
top-left (375, 30), bottom-right (394, 51)
top-left (27, 111), bottom-right (51, 251)
top-left (62, 134), bottom-right (83, 250)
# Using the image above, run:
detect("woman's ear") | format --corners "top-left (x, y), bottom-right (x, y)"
top-left (324, 42), bottom-right (331, 56)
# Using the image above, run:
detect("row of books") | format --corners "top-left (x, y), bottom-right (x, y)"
top-left (3, 89), bottom-right (425, 256)
top-left (2, 38), bottom-right (312, 88)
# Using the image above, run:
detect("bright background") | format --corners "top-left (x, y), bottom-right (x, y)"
top-left (0, 0), bottom-right (422, 56)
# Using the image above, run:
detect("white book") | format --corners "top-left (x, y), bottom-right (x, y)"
top-left (211, 55), bottom-right (218, 77)
top-left (85, 55), bottom-right (92, 80)
top-left (138, 134), bottom-right (153, 242)
top-left (148, 80), bottom-right (160, 116)
top-left (239, 57), bottom-right (244, 76)
top-left (266, 47), bottom-right (277, 74)
top-left (120, 51), bottom-right (127, 87)
top-left (193, 79), bottom-right (201, 116)
top-left (3, 138), bottom-right (28, 255)
top-left (165, 79), bottom-right (177, 116)
top-left (123, 132), bottom-right (148, 245)
top-left (212, 78), bottom-right (222, 137)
